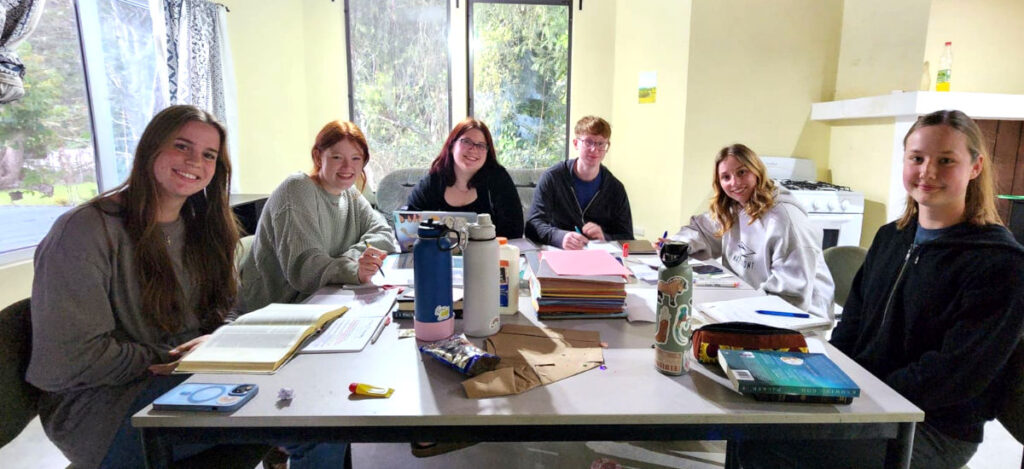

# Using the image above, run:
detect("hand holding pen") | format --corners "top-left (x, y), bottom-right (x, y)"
top-left (562, 226), bottom-right (590, 250)
top-left (655, 230), bottom-right (669, 250)
top-left (357, 241), bottom-right (387, 283)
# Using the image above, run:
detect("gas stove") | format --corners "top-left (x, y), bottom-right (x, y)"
top-left (762, 156), bottom-right (865, 248)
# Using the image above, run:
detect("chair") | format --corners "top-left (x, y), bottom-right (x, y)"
top-left (823, 245), bottom-right (867, 308)
top-left (235, 234), bottom-right (255, 271)
top-left (0, 298), bottom-right (40, 448)
top-left (995, 341), bottom-right (1024, 469)
top-left (507, 167), bottom-right (546, 218)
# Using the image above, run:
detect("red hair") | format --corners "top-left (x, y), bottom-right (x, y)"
top-left (310, 120), bottom-right (370, 180)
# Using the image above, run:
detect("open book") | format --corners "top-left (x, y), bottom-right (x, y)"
top-left (175, 303), bottom-right (348, 374)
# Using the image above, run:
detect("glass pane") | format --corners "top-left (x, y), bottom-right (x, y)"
top-left (0, 0), bottom-right (96, 255)
top-left (348, 0), bottom-right (450, 179)
top-left (471, 2), bottom-right (569, 169)
top-left (96, 0), bottom-right (163, 185)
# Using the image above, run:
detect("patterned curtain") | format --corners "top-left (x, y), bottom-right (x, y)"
top-left (0, 0), bottom-right (45, 104)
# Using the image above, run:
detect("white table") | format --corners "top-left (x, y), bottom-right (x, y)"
top-left (134, 284), bottom-right (922, 469)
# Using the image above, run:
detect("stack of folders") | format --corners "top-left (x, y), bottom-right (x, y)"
top-left (529, 250), bottom-right (629, 319)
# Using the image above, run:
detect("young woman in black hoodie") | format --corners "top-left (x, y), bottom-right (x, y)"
top-left (741, 110), bottom-right (1024, 468)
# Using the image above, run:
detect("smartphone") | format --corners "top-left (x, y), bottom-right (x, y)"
top-left (152, 383), bottom-right (258, 412)
top-left (693, 265), bottom-right (724, 275)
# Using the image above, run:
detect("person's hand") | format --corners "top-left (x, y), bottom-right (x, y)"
top-left (358, 245), bottom-right (386, 283)
top-left (561, 232), bottom-right (589, 250)
top-left (581, 222), bottom-right (605, 241)
top-left (149, 334), bottom-right (211, 375)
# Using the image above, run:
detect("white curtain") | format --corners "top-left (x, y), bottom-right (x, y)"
top-left (153, 0), bottom-right (241, 191)
top-left (0, 0), bottom-right (46, 104)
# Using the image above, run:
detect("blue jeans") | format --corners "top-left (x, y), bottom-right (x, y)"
top-left (736, 421), bottom-right (978, 469)
top-left (99, 375), bottom-right (348, 469)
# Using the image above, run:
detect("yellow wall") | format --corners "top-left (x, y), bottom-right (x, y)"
top-left (679, 0), bottom-right (842, 221)
top-left (826, 0), bottom-right (932, 245)
top-left (568, 0), bottom-right (616, 131)
top-left (608, 0), bottom-right (690, 238)
top-left (923, 0), bottom-right (1024, 94)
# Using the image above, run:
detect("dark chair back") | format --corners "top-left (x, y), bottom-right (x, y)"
top-left (0, 298), bottom-right (40, 448)
top-left (823, 246), bottom-right (867, 308)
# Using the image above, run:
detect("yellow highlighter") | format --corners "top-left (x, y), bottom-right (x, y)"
top-left (349, 382), bottom-right (394, 398)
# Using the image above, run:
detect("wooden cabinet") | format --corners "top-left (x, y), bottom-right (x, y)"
top-left (976, 120), bottom-right (1024, 226)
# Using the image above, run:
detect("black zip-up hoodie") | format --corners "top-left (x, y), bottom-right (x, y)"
top-left (525, 158), bottom-right (633, 247)
top-left (831, 219), bottom-right (1024, 442)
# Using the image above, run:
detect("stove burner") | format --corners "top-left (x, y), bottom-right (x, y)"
top-left (778, 179), bottom-right (852, 192)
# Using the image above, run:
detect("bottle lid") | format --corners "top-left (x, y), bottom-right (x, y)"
top-left (945, 41), bottom-right (951, 46)
top-left (659, 241), bottom-right (690, 268)
top-left (497, 237), bottom-right (508, 245)
top-left (468, 213), bottom-right (496, 240)
top-left (417, 219), bottom-right (445, 238)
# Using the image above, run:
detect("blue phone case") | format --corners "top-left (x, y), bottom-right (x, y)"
top-left (152, 383), bottom-right (258, 412)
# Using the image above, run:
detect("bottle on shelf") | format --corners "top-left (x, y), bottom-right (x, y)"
top-left (936, 41), bottom-right (952, 92)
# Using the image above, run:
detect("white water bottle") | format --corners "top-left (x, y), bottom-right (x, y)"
top-left (463, 214), bottom-right (500, 337)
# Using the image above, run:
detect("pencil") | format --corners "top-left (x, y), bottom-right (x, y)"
top-left (365, 240), bottom-right (386, 278)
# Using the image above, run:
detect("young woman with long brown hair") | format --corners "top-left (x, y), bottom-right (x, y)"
top-left (27, 105), bottom-right (249, 468)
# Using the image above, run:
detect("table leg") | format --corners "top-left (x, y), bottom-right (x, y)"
top-left (724, 440), bottom-right (740, 469)
top-left (885, 422), bottom-right (915, 469)
top-left (141, 428), bottom-right (171, 469)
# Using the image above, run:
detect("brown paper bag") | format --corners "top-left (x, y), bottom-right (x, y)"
top-left (462, 324), bottom-right (604, 398)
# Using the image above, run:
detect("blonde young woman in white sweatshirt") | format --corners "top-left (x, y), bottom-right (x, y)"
top-left (665, 144), bottom-right (835, 320)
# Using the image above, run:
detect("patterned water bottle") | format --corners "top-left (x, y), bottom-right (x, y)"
top-left (413, 219), bottom-right (459, 341)
top-left (654, 241), bottom-right (693, 375)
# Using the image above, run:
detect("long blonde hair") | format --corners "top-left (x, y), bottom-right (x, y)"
top-left (897, 110), bottom-right (1001, 229)
top-left (709, 144), bottom-right (777, 236)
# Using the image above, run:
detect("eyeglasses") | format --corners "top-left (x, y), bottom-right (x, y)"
top-left (458, 138), bottom-right (489, 152)
top-left (577, 138), bottom-right (610, 151)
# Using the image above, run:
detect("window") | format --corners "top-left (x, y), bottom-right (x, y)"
top-left (345, 0), bottom-right (451, 178)
top-left (469, 0), bottom-right (571, 169)
top-left (0, 0), bottom-right (95, 258)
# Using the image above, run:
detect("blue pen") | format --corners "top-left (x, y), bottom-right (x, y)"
top-left (756, 309), bottom-right (810, 319)
top-left (574, 226), bottom-right (582, 234)
top-left (657, 230), bottom-right (669, 248)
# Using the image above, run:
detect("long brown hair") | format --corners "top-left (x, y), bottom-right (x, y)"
top-left (310, 120), bottom-right (370, 191)
top-left (429, 117), bottom-right (500, 188)
top-left (897, 110), bottom-right (1001, 229)
top-left (709, 144), bottom-right (777, 236)
top-left (95, 105), bottom-right (239, 333)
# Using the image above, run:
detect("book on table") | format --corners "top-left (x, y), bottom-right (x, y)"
top-left (718, 350), bottom-right (860, 403)
top-left (175, 303), bottom-right (348, 374)
top-left (392, 288), bottom-right (463, 319)
top-left (697, 295), bottom-right (831, 332)
top-left (301, 289), bottom-right (397, 353)
top-left (530, 252), bottom-right (628, 319)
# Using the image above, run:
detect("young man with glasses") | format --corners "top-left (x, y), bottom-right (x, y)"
top-left (526, 116), bottom-right (633, 249)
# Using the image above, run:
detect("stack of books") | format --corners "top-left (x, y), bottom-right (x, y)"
top-left (529, 250), bottom-right (629, 319)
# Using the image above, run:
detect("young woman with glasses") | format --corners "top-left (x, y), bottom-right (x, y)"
top-left (406, 117), bottom-right (524, 238)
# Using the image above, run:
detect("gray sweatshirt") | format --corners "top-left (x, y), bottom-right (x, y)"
top-left (27, 201), bottom-right (202, 468)
top-left (238, 174), bottom-right (398, 312)
top-left (672, 187), bottom-right (836, 320)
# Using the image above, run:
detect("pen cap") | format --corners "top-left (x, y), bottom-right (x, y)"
top-left (659, 241), bottom-right (689, 268)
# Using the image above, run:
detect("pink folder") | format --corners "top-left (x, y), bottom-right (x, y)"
top-left (540, 250), bottom-right (632, 277)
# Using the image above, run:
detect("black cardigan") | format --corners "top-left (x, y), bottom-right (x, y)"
top-left (525, 159), bottom-right (633, 247)
top-left (405, 165), bottom-right (524, 239)
top-left (830, 219), bottom-right (1024, 442)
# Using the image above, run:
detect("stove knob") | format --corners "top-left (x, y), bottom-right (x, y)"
top-left (827, 200), bottom-right (838, 211)
top-left (840, 200), bottom-right (851, 211)
top-left (812, 199), bottom-right (823, 211)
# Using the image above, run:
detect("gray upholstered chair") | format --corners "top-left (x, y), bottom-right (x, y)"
top-left (823, 245), bottom-right (868, 308)
top-left (0, 298), bottom-right (39, 448)
top-left (375, 168), bottom-right (428, 227)
top-left (507, 167), bottom-right (546, 217)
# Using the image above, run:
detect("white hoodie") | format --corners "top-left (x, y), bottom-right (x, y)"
top-left (672, 187), bottom-right (836, 321)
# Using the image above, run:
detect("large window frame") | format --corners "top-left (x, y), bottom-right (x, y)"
top-left (466, 0), bottom-right (573, 163)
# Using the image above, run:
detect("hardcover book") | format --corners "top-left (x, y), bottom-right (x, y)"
top-left (718, 350), bottom-right (860, 401)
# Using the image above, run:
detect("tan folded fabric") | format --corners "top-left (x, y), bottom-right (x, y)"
top-left (462, 324), bottom-right (604, 398)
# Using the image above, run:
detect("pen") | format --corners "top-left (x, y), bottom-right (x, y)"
top-left (656, 230), bottom-right (668, 249)
top-left (370, 316), bottom-right (390, 344)
top-left (365, 241), bottom-right (386, 278)
top-left (755, 309), bottom-right (810, 319)
top-left (574, 226), bottom-right (582, 234)
top-left (696, 279), bottom-right (740, 288)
